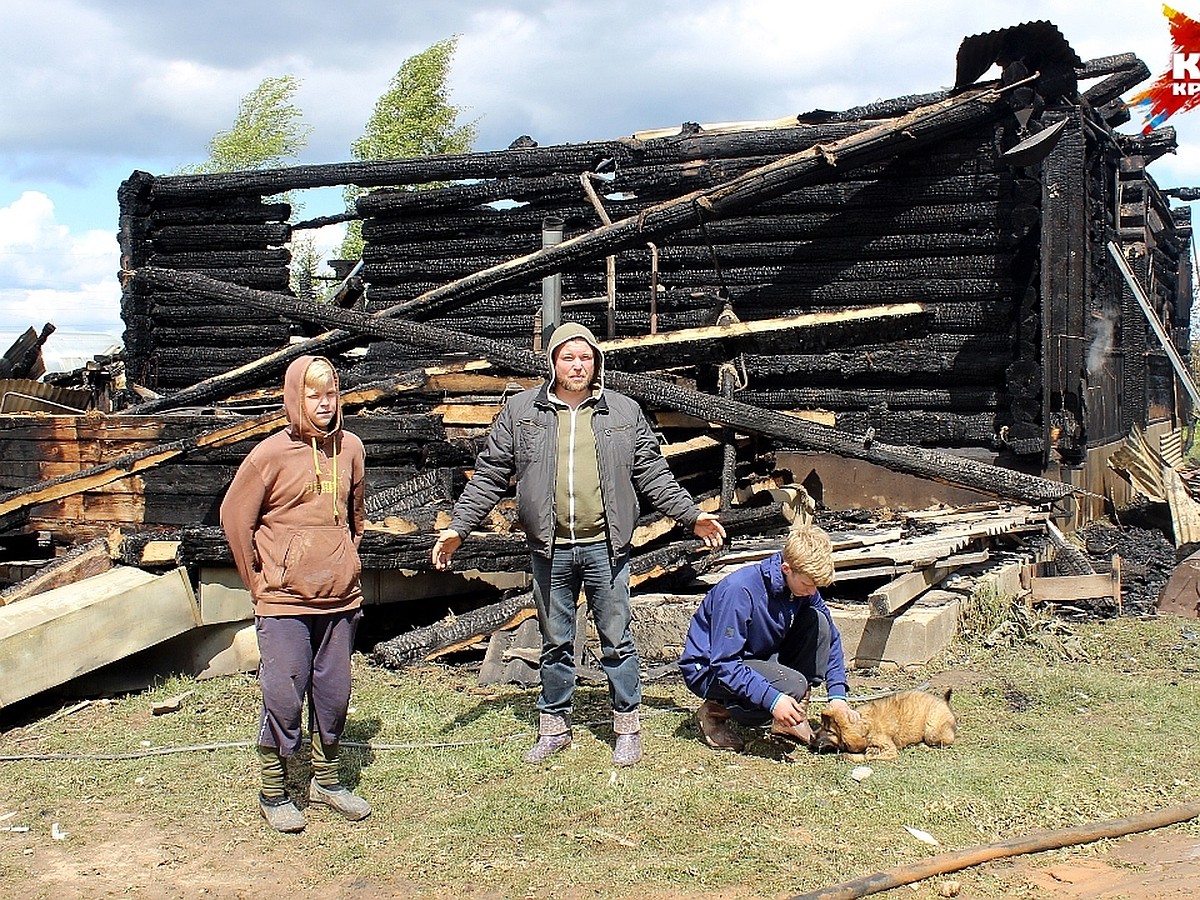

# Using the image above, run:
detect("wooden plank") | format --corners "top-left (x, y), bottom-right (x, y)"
top-left (430, 402), bottom-right (502, 426)
top-left (0, 566), bottom-right (201, 708)
top-left (425, 373), bottom-right (538, 394)
top-left (632, 495), bottom-right (722, 547)
top-left (662, 434), bottom-right (721, 458)
top-left (140, 540), bottom-right (181, 566)
top-left (599, 304), bottom-right (928, 368)
top-left (1022, 558), bottom-right (1121, 604)
top-left (1165, 465), bottom-right (1200, 545)
top-left (0, 538), bottom-right (113, 606)
top-left (867, 550), bottom-right (989, 617)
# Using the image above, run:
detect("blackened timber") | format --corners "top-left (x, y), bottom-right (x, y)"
top-left (363, 226), bottom-right (1008, 265)
top-left (165, 268), bottom-right (1079, 505)
top-left (1041, 110), bottom-right (1089, 460)
top-left (148, 200), bottom-right (291, 226)
top-left (365, 468), bottom-right (456, 519)
top-left (148, 249), bottom-right (291, 270)
top-left (364, 253), bottom-right (1010, 285)
top-left (0, 324), bottom-right (54, 379)
top-left (372, 590), bottom-right (535, 668)
top-left (154, 326), bottom-right (292, 348)
top-left (1078, 54), bottom-right (1151, 108)
top-left (151, 223), bottom-right (291, 252)
top-left (833, 411), bottom-right (1001, 446)
top-left (358, 174), bottom-right (585, 216)
top-left (737, 387), bottom-right (1001, 410)
top-left (360, 200), bottom-right (1008, 248)
top-left (745, 335), bottom-right (1014, 380)
top-left (148, 123), bottom-right (872, 200)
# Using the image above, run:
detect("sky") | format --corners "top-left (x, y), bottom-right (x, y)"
top-left (3, 0), bottom-right (1200, 367)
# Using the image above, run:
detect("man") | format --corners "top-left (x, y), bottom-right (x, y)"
top-left (679, 523), bottom-right (859, 752)
top-left (432, 322), bottom-right (725, 766)
top-left (221, 356), bottom-right (372, 833)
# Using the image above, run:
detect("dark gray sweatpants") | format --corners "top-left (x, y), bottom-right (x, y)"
top-left (255, 609), bottom-right (362, 756)
top-left (704, 605), bottom-right (832, 726)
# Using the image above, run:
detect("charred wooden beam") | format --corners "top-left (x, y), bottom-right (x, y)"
top-left (1078, 53), bottom-right (1152, 108)
top-left (365, 468), bottom-right (457, 519)
top-left (148, 248), bottom-right (291, 270)
top-left (148, 199), bottom-right (291, 227)
top-left (151, 223), bottom-right (291, 253)
top-left (743, 335), bottom-right (1013, 382)
top-left (738, 386), bottom-right (1001, 411)
top-left (145, 122), bottom-right (880, 201)
top-left (159, 268), bottom-right (1079, 506)
top-left (0, 324), bottom-right (54, 380)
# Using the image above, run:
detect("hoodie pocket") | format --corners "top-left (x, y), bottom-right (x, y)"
top-left (278, 526), bottom-right (361, 599)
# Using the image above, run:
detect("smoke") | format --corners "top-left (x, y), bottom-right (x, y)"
top-left (1085, 310), bottom-right (1117, 379)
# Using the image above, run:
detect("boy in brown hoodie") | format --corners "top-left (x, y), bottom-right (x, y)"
top-left (220, 355), bottom-right (370, 833)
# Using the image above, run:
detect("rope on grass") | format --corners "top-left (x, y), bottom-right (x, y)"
top-left (0, 690), bottom-right (927, 761)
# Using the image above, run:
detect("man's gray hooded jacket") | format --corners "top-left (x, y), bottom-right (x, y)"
top-left (447, 322), bottom-right (701, 561)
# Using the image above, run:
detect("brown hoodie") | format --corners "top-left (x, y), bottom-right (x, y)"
top-left (220, 355), bottom-right (366, 616)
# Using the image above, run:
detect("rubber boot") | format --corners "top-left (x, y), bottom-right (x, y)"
top-left (308, 736), bottom-right (371, 821)
top-left (524, 712), bottom-right (572, 763)
top-left (257, 745), bottom-right (305, 833)
top-left (695, 700), bottom-right (744, 752)
top-left (612, 710), bottom-right (643, 766)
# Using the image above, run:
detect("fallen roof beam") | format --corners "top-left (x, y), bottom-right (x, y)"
top-left (126, 81), bottom-right (1016, 415)
top-left (139, 267), bottom-right (1079, 508)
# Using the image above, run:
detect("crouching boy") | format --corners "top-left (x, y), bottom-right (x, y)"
top-left (678, 524), bottom-right (860, 751)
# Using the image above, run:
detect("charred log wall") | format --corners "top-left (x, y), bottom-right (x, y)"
top-left (118, 176), bottom-right (295, 390)
top-left (350, 125), bottom-right (1030, 453)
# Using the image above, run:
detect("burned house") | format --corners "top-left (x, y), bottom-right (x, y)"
top-left (102, 23), bottom-right (1189, 514)
top-left (1, 22), bottom-right (1196, 692)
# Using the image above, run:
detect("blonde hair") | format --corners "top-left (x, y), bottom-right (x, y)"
top-left (304, 359), bottom-right (337, 391)
top-left (782, 524), bottom-right (835, 587)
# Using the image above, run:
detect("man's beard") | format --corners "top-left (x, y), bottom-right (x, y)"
top-left (557, 373), bottom-right (592, 392)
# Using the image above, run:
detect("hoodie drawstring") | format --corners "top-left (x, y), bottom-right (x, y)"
top-left (311, 437), bottom-right (340, 523)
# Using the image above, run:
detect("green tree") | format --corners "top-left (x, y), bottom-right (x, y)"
top-left (339, 36), bottom-right (478, 260)
top-left (183, 75), bottom-right (324, 299)
top-left (187, 75), bottom-right (312, 173)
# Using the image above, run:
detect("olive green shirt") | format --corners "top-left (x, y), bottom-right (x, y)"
top-left (553, 397), bottom-right (606, 543)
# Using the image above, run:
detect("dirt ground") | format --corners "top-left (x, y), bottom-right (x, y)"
top-left (10, 787), bottom-right (1200, 899)
top-left (9, 654), bottom-right (1199, 899)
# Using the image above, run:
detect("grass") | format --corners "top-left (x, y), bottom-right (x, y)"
top-left (2, 615), bottom-right (1200, 898)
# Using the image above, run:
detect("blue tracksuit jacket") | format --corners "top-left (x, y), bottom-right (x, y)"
top-left (678, 552), bottom-right (850, 712)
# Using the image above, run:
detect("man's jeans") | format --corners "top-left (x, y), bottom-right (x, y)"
top-left (531, 542), bottom-right (639, 716)
top-left (705, 605), bottom-right (832, 726)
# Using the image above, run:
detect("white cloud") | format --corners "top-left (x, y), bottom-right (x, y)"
top-left (0, 191), bottom-right (122, 342)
